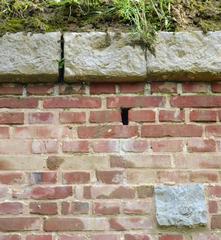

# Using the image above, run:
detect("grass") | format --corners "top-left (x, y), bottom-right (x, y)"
top-left (0, 0), bottom-right (220, 50)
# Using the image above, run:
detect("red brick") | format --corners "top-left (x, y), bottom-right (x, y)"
top-left (91, 141), bottom-right (119, 153)
top-left (182, 82), bottom-right (209, 93)
top-left (84, 186), bottom-right (135, 199)
top-left (28, 112), bottom-right (55, 124)
top-left (109, 217), bottom-right (152, 230)
top-left (187, 139), bottom-right (216, 152)
top-left (206, 126), bottom-right (221, 137)
top-left (78, 126), bottom-right (138, 139)
top-left (63, 172), bottom-right (90, 184)
top-left (59, 112), bottom-right (86, 124)
top-left (151, 140), bottom-right (184, 152)
top-left (14, 126), bottom-right (59, 139)
top-left (209, 200), bottom-right (218, 214)
top-left (171, 96), bottom-right (221, 108)
top-left (151, 82), bottom-right (177, 93)
top-left (190, 110), bottom-right (217, 122)
top-left (129, 110), bottom-right (155, 122)
top-left (0, 236), bottom-right (21, 240)
top-left (211, 215), bottom-right (221, 229)
top-left (157, 171), bottom-right (189, 184)
top-left (124, 234), bottom-right (150, 240)
top-left (89, 111), bottom-right (121, 123)
top-left (32, 140), bottom-right (58, 154)
top-left (26, 235), bottom-right (52, 240)
top-left (59, 83), bottom-right (86, 95)
top-left (208, 186), bottom-right (221, 197)
top-left (90, 83), bottom-right (116, 94)
top-left (190, 171), bottom-right (218, 183)
top-left (192, 234), bottom-right (220, 240)
top-left (159, 235), bottom-right (183, 240)
top-left (119, 83), bottom-right (145, 94)
top-left (61, 202), bottom-right (89, 215)
top-left (159, 110), bottom-right (184, 122)
top-left (0, 173), bottom-right (24, 184)
top-left (0, 217), bottom-right (41, 231)
top-left (96, 170), bottom-right (124, 184)
top-left (107, 96), bottom-right (165, 108)
top-left (29, 172), bottom-right (57, 184)
top-left (0, 84), bottom-right (23, 95)
top-left (31, 186), bottom-right (72, 200)
top-left (0, 202), bottom-right (23, 215)
top-left (212, 82), bottom-right (221, 93)
top-left (43, 97), bottom-right (101, 108)
top-left (0, 113), bottom-right (24, 124)
top-left (122, 200), bottom-right (150, 215)
top-left (30, 202), bottom-right (58, 215)
top-left (0, 127), bottom-right (10, 138)
top-left (121, 140), bottom-right (149, 153)
top-left (93, 202), bottom-right (120, 215)
top-left (141, 124), bottom-right (202, 137)
top-left (136, 185), bottom-right (154, 198)
top-left (62, 141), bottom-right (89, 153)
top-left (0, 98), bottom-right (38, 108)
top-left (27, 84), bottom-right (54, 95)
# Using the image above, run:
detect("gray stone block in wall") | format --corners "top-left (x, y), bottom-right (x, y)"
top-left (64, 32), bottom-right (147, 82)
top-left (147, 31), bottom-right (221, 81)
top-left (155, 184), bottom-right (208, 227)
top-left (0, 32), bottom-right (61, 82)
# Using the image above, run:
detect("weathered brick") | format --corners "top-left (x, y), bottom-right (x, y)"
top-left (141, 124), bottom-right (202, 137)
top-left (187, 139), bottom-right (216, 152)
top-left (29, 172), bottom-right (57, 184)
top-left (31, 186), bottom-right (73, 200)
top-left (171, 96), bottom-right (221, 108)
top-left (0, 98), bottom-right (38, 108)
top-left (0, 113), bottom-right (24, 124)
top-left (182, 82), bottom-right (209, 93)
top-left (96, 170), bottom-right (124, 184)
top-left (159, 235), bottom-right (183, 240)
top-left (119, 83), bottom-right (145, 94)
top-left (121, 140), bottom-right (149, 153)
top-left (59, 112), bottom-right (86, 124)
top-left (91, 141), bottom-right (119, 153)
top-left (32, 140), bottom-right (58, 154)
top-left (93, 202), bottom-right (120, 215)
top-left (136, 185), bottom-right (154, 198)
top-left (129, 110), bottom-right (155, 122)
top-left (58, 236), bottom-right (84, 240)
top-left (30, 202), bottom-right (58, 215)
top-left (0, 173), bottom-right (24, 184)
top-left (0, 202), bottom-right (23, 215)
top-left (26, 235), bottom-right (52, 240)
top-left (151, 140), bottom-right (184, 152)
top-left (0, 140), bottom-right (31, 154)
top-left (157, 171), bottom-right (189, 184)
top-left (90, 83), bottom-right (116, 94)
top-left (43, 97), bottom-right (101, 108)
top-left (59, 83), bottom-right (86, 95)
top-left (61, 202), bottom-right (89, 215)
top-left (190, 171), bottom-right (218, 183)
top-left (122, 200), bottom-right (150, 215)
top-left (0, 84), bottom-right (23, 95)
top-left (63, 172), bottom-right (90, 184)
top-left (206, 126), bottom-right (221, 137)
top-left (190, 110), bottom-right (217, 122)
top-left (78, 126), bottom-right (138, 139)
top-left (91, 234), bottom-right (119, 240)
top-left (212, 82), bottom-right (221, 93)
top-left (151, 82), bottom-right (177, 93)
top-left (28, 112), bottom-right (55, 124)
top-left (211, 215), bottom-right (221, 229)
top-left (27, 84), bottom-right (54, 95)
top-left (62, 141), bottom-right (89, 153)
top-left (89, 111), bottom-right (121, 123)
top-left (107, 96), bottom-right (165, 108)
top-left (0, 217), bottom-right (41, 231)
top-left (159, 110), bottom-right (184, 122)
top-left (0, 127), bottom-right (10, 138)
top-left (209, 200), bottom-right (218, 214)
top-left (0, 236), bottom-right (21, 240)
top-left (124, 234), bottom-right (150, 240)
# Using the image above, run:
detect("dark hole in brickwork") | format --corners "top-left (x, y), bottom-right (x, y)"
top-left (121, 108), bottom-right (130, 125)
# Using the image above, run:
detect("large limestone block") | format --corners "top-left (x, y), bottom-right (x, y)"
top-left (0, 32), bottom-right (61, 82)
top-left (155, 184), bottom-right (208, 227)
top-left (147, 31), bottom-right (221, 81)
top-left (64, 32), bottom-right (147, 82)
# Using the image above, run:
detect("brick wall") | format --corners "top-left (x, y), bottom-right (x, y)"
top-left (0, 81), bottom-right (221, 239)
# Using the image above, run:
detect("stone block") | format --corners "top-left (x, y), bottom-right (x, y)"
top-left (155, 184), bottom-right (208, 227)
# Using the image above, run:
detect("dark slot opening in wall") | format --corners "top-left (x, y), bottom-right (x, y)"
top-left (58, 34), bottom-right (64, 83)
top-left (121, 108), bottom-right (130, 125)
